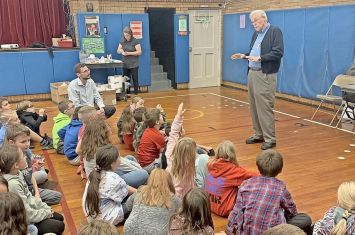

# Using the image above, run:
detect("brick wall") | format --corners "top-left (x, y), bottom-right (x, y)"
top-left (225, 0), bottom-right (354, 13)
top-left (68, 0), bottom-right (224, 15)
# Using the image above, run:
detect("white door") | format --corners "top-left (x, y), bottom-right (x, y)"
top-left (189, 9), bottom-right (221, 88)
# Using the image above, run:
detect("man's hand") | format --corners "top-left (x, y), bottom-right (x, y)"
top-left (231, 53), bottom-right (246, 60)
top-left (122, 51), bottom-right (127, 56)
top-left (246, 56), bottom-right (261, 62)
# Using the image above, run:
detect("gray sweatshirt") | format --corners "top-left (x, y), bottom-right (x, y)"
top-left (4, 172), bottom-right (52, 223)
top-left (124, 191), bottom-right (182, 235)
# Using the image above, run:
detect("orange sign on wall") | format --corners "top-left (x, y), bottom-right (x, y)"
top-left (130, 21), bottom-right (143, 39)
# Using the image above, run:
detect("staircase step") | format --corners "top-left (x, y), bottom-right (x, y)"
top-left (150, 51), bottom-right (155, 58)
top-left (151, 57), bottom-right (159, 65)
top-left (151, 65), bottom-right (163, 73)
top-left (151, 72), bottom-right (167, 81)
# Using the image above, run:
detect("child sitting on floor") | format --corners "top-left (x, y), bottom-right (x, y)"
top-left (0, 144), bottom-right (65, 234)
top-left (5, 123), bottom-right (62, 206)
top-left (124, 169), bottom-right (181, 235)
top-left (169, 188), bottom-right (214, 234)
top-left (205, 140), bottom-right (258, 217)
top-left (313, 181), bottom-right (355, 234)
top-left (16, 100), bottom-right (48, 137)
top-left (52, 100), bottom-right (74, 154)
top-left (226, 149), bottom-right (312, 235)
top-left (136, 108), bottom-right (166, 173)
top-left (82, 144), bottom-right (136, 225)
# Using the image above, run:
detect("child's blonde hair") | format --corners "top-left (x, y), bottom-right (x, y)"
top-left (16, 100), bottom-right (32, 112)
top-left (5, 124), bottom-right (30, 142)
top-left (0, 144), bottom-right (22, 174)
top-left (215, 140), bottom-right (238, 165)
top-left (171, 137), bottom-right (196, 181)
top-left (331, 181), bottom-right (355, 235)
top-left (137, 169), bottom-right (175, 209)
top-left (78, 106), bottom-right (96, 123)
top-left (78, 220), bottom-right (119, 235)
top-left (0, 110), bottom-right (19, 125)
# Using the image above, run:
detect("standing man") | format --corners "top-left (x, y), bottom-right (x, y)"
top-left (232, 10), bottom-right (283, 150)
top-left (68, 63), bottom-right (116, 119)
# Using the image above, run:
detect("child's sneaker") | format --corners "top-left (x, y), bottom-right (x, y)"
top-left (40, 137), bottom-right (53, 150)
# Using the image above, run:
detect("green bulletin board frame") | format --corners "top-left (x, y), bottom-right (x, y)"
top-left (81, 37), bottom-right (105, 53)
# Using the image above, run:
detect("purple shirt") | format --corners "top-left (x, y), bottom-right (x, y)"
top-left (226, 176), bottom-right (298, 235)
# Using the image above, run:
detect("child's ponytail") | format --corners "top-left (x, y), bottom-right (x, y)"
top-left (85, 167), bottom-right (102, 218)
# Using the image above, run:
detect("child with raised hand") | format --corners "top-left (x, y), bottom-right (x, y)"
top-left (82, 144), bottom-right (136, 225)
top-left (124, 168), bottom-right (181, 235)
top-left (16, 100), bottom-right (48, 137)
top-left (313, 181), bottom-right (355, 235)
top-left (52, 100), bottom-right (74, 154)
top-left (226, 149), bottom-right (311, 235)
top-left (136, 108), bottom-right (166, 173)
top-left (205, 140), bottom-right (258, 217)
top-left (165, 102), bottom-right (202, 198)
top-left (5, 123), bottom-right (62, 206)
top-left (0, 144), bottom-right (65, 234)
top-left (169, 188), bottom-right (214, 235)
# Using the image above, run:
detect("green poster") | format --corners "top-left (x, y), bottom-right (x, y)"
top-left (82, 37), bottom-right (105, 54)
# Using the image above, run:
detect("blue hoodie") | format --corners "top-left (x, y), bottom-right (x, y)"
top-left (58, 119), bottom-right (83, 160)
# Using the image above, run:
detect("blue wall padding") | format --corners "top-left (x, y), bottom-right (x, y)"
top-left (0, 52), bottom-right (27, 96)
top-left (174, 14), bottom-right (189, 84)
top-left (22, 51), bottom-right (55, 93)
top-left (52, 50), bottom-right (80, 82)
top-left (223, 4), bottom-right (355, 99)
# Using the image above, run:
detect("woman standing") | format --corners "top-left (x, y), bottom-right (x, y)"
top-left (117, 26), bottom-right (142, 95)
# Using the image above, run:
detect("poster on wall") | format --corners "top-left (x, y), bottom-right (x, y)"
top-left (82, 37), bottom-right (105, 53)
top-left (130, 21), bottom-right (143, 39)
top-left (240, 15), bottom-right (246, 29)
top-left (85, 16), bottom-right (101, 37)
top-left (178, 15), bottom-right (188, 36)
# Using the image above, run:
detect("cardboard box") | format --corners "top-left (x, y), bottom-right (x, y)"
top-left (50, 82), bottom-right (69, 104)
top-left (58, 40), bottom-right (73, 48)
top-left (99, 89), bottom-right (117, 105)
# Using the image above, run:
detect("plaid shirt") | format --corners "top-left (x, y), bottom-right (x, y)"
top-left (226, 176), bottom-right (298, 235)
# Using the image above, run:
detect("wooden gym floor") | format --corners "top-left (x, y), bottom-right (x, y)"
top-left (28, 86), bottom-right (354, 234)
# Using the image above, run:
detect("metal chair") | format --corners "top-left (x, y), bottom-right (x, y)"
top-left (335, 86), bottom-right (355, 132)
top-left (311, 75), bottom-right (355, 126)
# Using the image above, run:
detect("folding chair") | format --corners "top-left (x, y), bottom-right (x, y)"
top-left (335, 86), bottom-right (355, 132)
top-left (311, 75), bottom-right (355, 126)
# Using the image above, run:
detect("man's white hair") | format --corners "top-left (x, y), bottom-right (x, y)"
top-left (250, 10), bottom-right (268, 21)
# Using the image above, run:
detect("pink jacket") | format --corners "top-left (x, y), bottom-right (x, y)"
top-left (166, 114), bottom-right (194, 198)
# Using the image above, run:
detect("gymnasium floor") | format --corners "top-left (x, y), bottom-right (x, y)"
top-left (32, 86), bottom-right (355, 234)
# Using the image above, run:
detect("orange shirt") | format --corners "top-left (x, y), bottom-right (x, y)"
top-left (206, 158), bottom-right (258, 217)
